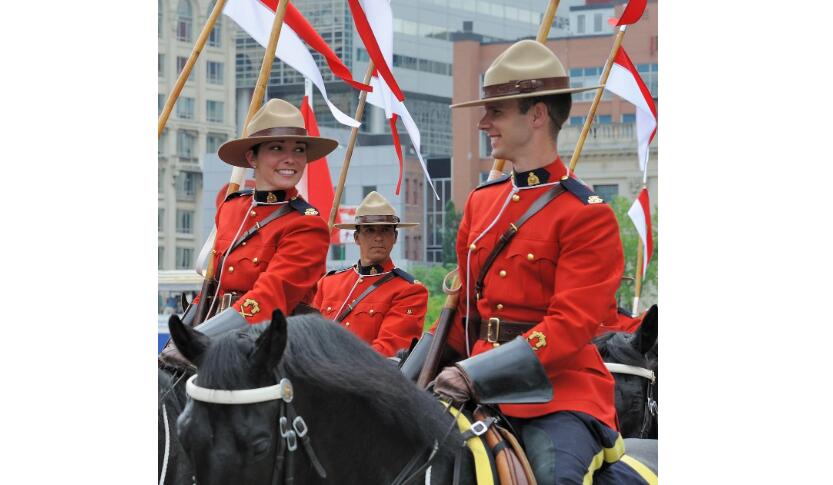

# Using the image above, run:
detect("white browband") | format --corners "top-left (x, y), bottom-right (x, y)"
top-left (186, 374), bottom-right (294, 404)
top-left (604, 363), bottom-right (656, 383)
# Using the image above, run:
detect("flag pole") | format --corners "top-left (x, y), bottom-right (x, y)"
top-left (192, 0), bottom-right (292, 324)
top-left (632, 230), bottom-right (644, 314)
top-left (328, 62), bottom-right (376, 230)
top-left (486, 0), bottom-right (560, 180)
top-left (567, 25), bottom-right (628, 173)
top-left (158, 0), bottom-right (228, 137)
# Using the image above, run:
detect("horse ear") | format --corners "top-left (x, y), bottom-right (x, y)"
top-left (634, 304), bottom-right (658, 355)
top-left (252, 309), bottom-right (288, 373)
top-left (169, 314), bottom-right (210, 365)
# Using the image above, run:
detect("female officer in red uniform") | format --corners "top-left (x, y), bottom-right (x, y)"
top-left (314, 191), bottom-right (427, 357)
top-left (160, 98), bottom-right (335, 365)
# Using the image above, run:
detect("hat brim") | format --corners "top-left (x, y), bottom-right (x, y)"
top-left (334, 222), bottom-right (419, 230)
top-left (450, 84), bottom-right (603, 109)
top-left (218, 135), bottom-right (339, 168)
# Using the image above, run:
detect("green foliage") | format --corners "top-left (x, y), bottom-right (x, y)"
top-left (408, 263), bottom-right (457, 330)
top-left (441, 201), bottom-right (462, 266)
top-left (609, 195), bottom-right (658, 312)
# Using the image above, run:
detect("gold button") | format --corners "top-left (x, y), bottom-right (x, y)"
top-left (369, 309), bottom-right (375, 315)
top-left (496, 303), bottom-right (504, 310)
top-left (407, 308), bottom-right (413, 315)
top-left (499, 270), bottom-right (507, 277)
top-left (358, 278), bottom-right (364, 283)
top-left (241, 241), bottom-right (246, 246)
top-left (252, 257), bottom-right (259, 265)
top-left (211, 249), bottom-right (217, 255)
top-left (250, 210), bottom-right (256, 217)
top-left (345, 321), bottom-right (350, 327)
top-left (414, 279), bottom-right (421, 285)
top-left (512, 194), bottom-right (520, 202)
top-left (228, 266), bottom-right (234, 272)
top-left (469, 243), bottom-right (476, 250)
top-left (527, 253), bottom-right (534, 261)
top-left (492, 342), bottom-right (501, 348)
top-left (326, 306), bottom-right (332, 312)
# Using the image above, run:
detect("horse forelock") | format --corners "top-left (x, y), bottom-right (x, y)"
top-left (197, 328), bottom-right (261, 389)
top-left (594, 332), bottom-right (648, 367)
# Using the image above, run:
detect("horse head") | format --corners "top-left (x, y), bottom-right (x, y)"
top-left (169, 309), bottom-right (292, 485)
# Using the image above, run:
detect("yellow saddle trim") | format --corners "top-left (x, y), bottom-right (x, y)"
top-left (620, 455), bottom-right (658, 485)
top-left (443, 403), bottom-right (496, 485)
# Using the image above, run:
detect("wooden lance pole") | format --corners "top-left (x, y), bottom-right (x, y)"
top-left (487, 0), bottom-right (561, 179)
top-left (158, 0), bottom-right (228, 137)
top-left (328, 62), bottom-right (376, 230)
top-left (568, 25), bottom-right (628, 173)
top-left (193, 0), bottom-right (291, 324)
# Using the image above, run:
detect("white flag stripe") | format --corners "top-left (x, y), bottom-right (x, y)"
top-left (605, 62), bottom-right (656, 172)
top-left (627, 197), bottom-right (649, 278)
top-left (224, 0), bottom-right (360, 128)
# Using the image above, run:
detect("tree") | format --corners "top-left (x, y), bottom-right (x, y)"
top-left (441, 201), bottom-right (462, 266)
top-left (609, 195), bottom-right (658, 313)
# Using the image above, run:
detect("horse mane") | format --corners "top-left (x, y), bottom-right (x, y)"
top-left (197, 315), bottom-right (455, 449)
top-left (593, 331), bottom-right (648, 367)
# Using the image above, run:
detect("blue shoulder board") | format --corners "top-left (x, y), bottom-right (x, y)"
top-left (561, 177), bottom-right (606, 205)
top-left (289, 197), bottom-right (321, 216)
top-left (392, 267), bottom-right (416, 284)
top-left (473, 173), bottom-right (511, 191)
top-left (224, 189), bottom-right (254, 202)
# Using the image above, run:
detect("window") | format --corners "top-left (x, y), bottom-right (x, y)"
top-left (206, 100), bottom-right (224, 123)
top-left (176, 171), bottom-right (201, 200)
top-left (158, 94), bottom-right (165, 115)
top-left (570, 116), bottom-right (585, 126)
top-left (479, 131), bottom-right (492, 158)
top-left (330, 244), bottom-right (346, 260)
top-left (158, 0), bottom-right (163, 38)
top-left (206, 61), bottom-right (223, 84)
top-left (159, 129), bottom-right (168, 157)
top-left (207, 0), bottom-right (222, 47)
top-left (176, 56), bottom-right (188, 75)
top-left (176, 97), bottom-right (194, 119)
top-left (176, 0), bottom-right (193, 42)
top-left (576, 14), bottom-right (585, 34)
top-left (206, 133), bottom-right (227, 153)
top-left (158, 54), bottom-right (165, 78)
top-left (176, 209), bottom-right (194, 234)
top-left (158, 208), bottom-right (165, 232)
top-left (176, 247), bottom-right (194, 269)
top-left (622, 113), bottom-right (636, 123)
top-left (362, 185), bottom-right (377, 198)
top-left (593, 184), bottom-right (619, 202)
top-left (593, 13), bottom-right (603, 32)
top-left (596, 115), bottom-right (612, 124)
top-left (159, 246), bottom-right (165, 270)
top-left (158, 167), bottom-right (165, 193)
top-left (176, 130), bottom-right (198, 160)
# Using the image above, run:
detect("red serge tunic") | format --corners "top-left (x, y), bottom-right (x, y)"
top-left (435, 157), bottom-right (624, 429)
top-left (314, 258), bottom-right (428, 357)
top-left (195, 187), bottom-right (329, 323)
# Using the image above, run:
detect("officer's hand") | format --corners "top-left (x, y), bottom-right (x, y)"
top-left (433, 366), bottom-right (477, 404)
top-left (158, 340), bottom-right (196, 371)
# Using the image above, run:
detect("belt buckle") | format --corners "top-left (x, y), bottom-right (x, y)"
top-left (487, 317), bottom-right (501, 343)
top-left (219, 292), bottom-right (234, 311)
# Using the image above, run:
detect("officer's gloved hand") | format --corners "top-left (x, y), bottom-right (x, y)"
top-left (159, 341), bottom-right (194, 370)
top-left (433, 365), bottom-right (478, 404)
top-left (159, 308), bottom-right (248, 370)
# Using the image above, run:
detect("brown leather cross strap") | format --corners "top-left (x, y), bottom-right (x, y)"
top-left (335, 272), bottom-right (397, 322)
top-left (482, 76), bottom-right (570, 98)
top-left (474, 183), bottom-right (566, 300)
top-left (215, 204), bottom-right (293, 284)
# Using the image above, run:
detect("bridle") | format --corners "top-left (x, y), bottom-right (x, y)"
top-left (185, 372), bottom-right (327, 485)
top-left (604, 362), bottom-right (657, 438)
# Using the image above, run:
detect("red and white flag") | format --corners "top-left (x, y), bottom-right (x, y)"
top-left (604, 46), bottom-right (657, 172)
top-left (223, 0), bottom-right (370, 128)
top-left (357, 0), bottom-right (438, 198)
top-left (627, 188), bottom-right (653, 278)
top-left (298, 94), bottom-right (340, 241)
top-left (609, 0), bottom-right (647, 26)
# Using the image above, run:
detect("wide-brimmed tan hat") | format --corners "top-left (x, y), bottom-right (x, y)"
top-left (218, 99), bottom-right (339, 167)
top-left (451, 40), bottom-right (602, 109)
top-left (334, 191), bottom-right (418, 229)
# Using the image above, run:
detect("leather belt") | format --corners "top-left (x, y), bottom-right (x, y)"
top-left (478, 317), bottom-right (537, 344)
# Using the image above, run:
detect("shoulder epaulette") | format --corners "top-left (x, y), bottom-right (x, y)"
top-left (392, 267), bottom-right (416, 284)
top-left (325, 266), bottom-right (353, 277)
top-left (561, 177), bottom-right (605, 205)
top-left (289, 197), bottom-right (321, 216)
top-left (224, 189), bottom-right (254, 202)
top-left (473, 173), bottom-right (511, 191)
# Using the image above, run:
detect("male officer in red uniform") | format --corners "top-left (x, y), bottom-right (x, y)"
top-left (314, 191), bottom-right (428, 357)
top-left (405, 41), bottom-right (651, 484)
top-left (160, 99), bottom-right (335, 367)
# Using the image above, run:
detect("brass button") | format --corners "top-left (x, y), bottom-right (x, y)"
top-left (499, 270), bottom-right (507, 277)
top-left (492, 342), bottom-right (501, 348)
top-left (414, 279), bottom-right (421, 285)
top-left (469, 243), bottom-right (476, 250)
top-left (326, 306), bottom-right (332, 312)
top-left (250, 210), bottom-right (256, 217)
top-left (358, 278), bottom-right (364, 283)
top-left (252, 257), bottom-right (259, 265)
top-left (211, 249), bottom-right (217, 255)
top-left (228, 266), bottom-right (234, 272)
top-left (512, 194), bottom-right (520, 202)
top-left (345, 321), bottom-right (350, 327)
top-left (241, 241), bottom-right (246, 246)
top-left (407, 308), bottom-right (413, 315)
top-left (496, 303), bottom-right (504, 310)
top-left (527, 253), bottom-right (534, 261)
top-left (369, 309), bottom-right (375, 315)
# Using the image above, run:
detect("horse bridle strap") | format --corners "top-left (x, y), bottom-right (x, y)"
top-left (186, 375), bottom-right (294, 404)
top-left (604, 363), bottom-right (656, 383)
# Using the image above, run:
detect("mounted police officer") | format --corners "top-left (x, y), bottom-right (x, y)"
top-left (314, 191), bottom-right (428, 357)
top-left (160, 98), bottom-right (335, 367)
top-left (404, 40), bottom-right (651, 484)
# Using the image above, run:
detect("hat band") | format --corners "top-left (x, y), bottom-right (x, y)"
top-left (248, 127), bottom-right (308, 137)
top-left (482, 76), bottom-right (570, 99)
top-left (355, 215), bottom-right (400, 225)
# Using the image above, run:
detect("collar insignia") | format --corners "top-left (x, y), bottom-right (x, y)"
top-left (304, 207), bottom-right (319, 216)
top-left (513, 167), bottom-right (550, 187)
top-left (527, 172), bottom-right (540, 186)
top-left (266, 192), bottom-right (278, 203)
top-left (357, 262), bottom-right (385, 275)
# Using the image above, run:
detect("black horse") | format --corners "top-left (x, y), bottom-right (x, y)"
top-left (594, 304), bottom-right (658, 439)
top-left (158, 367), bottom-right (195, 485)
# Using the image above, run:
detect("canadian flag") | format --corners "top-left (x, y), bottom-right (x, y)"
top-left (355, 0), bottom-right (438, 198)
top-left (298, 95), bottom-right (340, 241)
top-left (223, 0), bottom-right (369, 128)
top-left (627, 187), bottom-right (653, 278)
top-left (603, 46), bottom-right (657, 171)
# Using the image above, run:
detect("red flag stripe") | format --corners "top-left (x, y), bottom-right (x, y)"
top-left (301, 95), bottom-right (340, 239)
top-left (637, 188), bottom-right (653, 269)
top-left (613, 0), bottom-right (647, 26)
top-left (258, 0), bottom-right (371, 92)
top-left (613, 47), bottom-right (657, 146)
top-left (389, 114), bottom-right (404, 195)
top-left (346, 0), bottom-right (405, 101)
